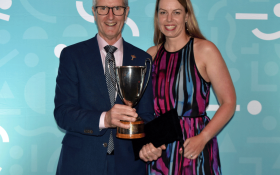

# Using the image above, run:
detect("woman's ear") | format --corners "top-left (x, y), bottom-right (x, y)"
top-left (185, 13), bottom-right (188, 22)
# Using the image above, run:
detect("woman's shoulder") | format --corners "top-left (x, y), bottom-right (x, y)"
top-left (193, 38), bottom-right (223, 63)
top-left (193, 38), bottom-right (219, 54)
top-left (146, 44), bottom-right (162, 60)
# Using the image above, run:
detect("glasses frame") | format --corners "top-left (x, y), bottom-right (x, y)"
top-left (95, 6), bottom-right (127, 16)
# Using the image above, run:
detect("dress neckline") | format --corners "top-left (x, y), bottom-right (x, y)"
top-left (163, 37), bottom-right (193, 53)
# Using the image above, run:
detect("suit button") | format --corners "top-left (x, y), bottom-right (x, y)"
top-left (84, 130), bottom-right (87, 133)
top-left (103, 143), bottom-right (108, 147)
top-left (90, 130), bottom-right (93, 134)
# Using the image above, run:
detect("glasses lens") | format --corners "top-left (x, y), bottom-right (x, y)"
top-left (97, 7), bottom-right (108, 15)
top-left (113, 7), bottom-right (124, 15)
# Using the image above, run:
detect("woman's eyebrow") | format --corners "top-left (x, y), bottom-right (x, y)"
top-left (159, 8), bottom-right (183, 11)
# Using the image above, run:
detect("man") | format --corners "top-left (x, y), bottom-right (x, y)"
top-left (54, 0), bottom-right (154, 174)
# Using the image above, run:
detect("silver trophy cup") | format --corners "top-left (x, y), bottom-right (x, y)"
top-left (109, 58), bottom-right (152, 139)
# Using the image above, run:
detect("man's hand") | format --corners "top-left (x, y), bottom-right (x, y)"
top-left (104, 104), bottom-right (138, 129)
top-left (139, 143), bottom-right (166, 162)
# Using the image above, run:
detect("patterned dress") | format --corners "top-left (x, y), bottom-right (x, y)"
top-left (147, 38), bottom-right (222, 175)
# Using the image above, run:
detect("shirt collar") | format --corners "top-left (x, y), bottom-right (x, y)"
top-left (97, 34), bottom-right (123, 52)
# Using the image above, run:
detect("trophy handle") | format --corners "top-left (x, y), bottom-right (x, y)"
top-left (135, 58), bottom-right (152, 105)
top-left (108, 58), bottom-right (124, 100)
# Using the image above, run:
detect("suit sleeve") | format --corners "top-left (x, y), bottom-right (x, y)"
top-left (54, 47), bottom-right (107, 136)
top-left (135, 54), bottom-right (155, 123)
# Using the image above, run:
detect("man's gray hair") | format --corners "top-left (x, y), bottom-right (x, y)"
top-left (93, 0), bottom-right (128, 7)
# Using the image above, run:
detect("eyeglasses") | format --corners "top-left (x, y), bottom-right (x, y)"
top-left (95, 6), bottom-right (127, 16)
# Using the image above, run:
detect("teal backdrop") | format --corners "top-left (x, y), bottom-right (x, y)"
top-left (1, 0), bottom-right (280, 174)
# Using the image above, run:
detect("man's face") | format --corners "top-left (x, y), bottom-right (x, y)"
top-left (92, 0), bottom-right (129, 44)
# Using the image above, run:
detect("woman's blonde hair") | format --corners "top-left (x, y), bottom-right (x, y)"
top-left (153, 0), bottom-right (206, 45)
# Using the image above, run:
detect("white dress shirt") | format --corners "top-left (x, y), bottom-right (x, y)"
top-left (97, 34), bottom-right (123, 129)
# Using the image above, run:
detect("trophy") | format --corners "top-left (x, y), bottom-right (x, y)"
top-left (109, 58), bottom-right (152, 139)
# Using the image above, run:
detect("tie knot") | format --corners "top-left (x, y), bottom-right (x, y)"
top-left (104, 45), bottom-right (117, 54)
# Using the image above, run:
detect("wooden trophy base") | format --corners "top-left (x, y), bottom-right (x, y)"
top-left (116, 117), bottom-right (145, 139)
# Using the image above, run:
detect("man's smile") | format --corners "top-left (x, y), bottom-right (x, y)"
top-left (105, 22), bottom-right (117, 26)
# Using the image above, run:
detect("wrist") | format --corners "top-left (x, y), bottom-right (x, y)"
top-left (104, 113), bottom-right (109, 128)
top-left (199, 131), bottom-right (211, 144)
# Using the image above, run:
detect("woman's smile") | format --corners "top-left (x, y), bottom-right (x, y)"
top-left (165, 25), bottom-right (176, 31)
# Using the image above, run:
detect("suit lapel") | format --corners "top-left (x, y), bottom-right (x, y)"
top-left (84, 35), bottom-right (111, 108)
top-left (122, 40), bottom-right (135, 66)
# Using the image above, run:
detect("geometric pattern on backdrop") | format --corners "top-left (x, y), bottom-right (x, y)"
top-left (0, 0), bottom-right (279, 174)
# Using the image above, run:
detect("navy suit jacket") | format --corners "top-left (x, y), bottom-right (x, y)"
top-left (54, 35), bottom-right (154, 175)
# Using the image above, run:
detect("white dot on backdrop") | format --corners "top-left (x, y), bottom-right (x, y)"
top-left (264, 62), bottom-right (278, 76)
top-left (25, 53), bottom-right (39, 67)
top-left (10, 164), bottom-right (23, 175)
top-left (0, 30), bottom-right (11, 44)
top-left (55, 44), bottom-right (67, 58)
top-left (145, 3), bottom-right (155, 18)
top-left (229, 68), bottom-right (240, 82)
top-left (247, 100), bottom-right (262, 115)
top-left (274, 3), bottom-right (280, 17)
top-left (10, 146), bottom-right (23, 159)
top-left (263, 116), bottom-right (277, 130)
top-left (0, 0), bottom-right (12, 10)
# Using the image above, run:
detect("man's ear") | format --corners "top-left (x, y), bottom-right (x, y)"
top-left (125, 6), bottom-right (130, 21)
top-left (92, 6), bottom-right (96, 20)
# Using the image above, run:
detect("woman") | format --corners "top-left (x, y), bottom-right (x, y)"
top-left (139, 0), bottom-right (236, 174)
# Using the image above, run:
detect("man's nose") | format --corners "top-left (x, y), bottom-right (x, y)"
top-left (108, 8), bottom-right (114, 19)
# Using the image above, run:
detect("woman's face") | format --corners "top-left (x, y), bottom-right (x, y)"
top-left (157, 0), bottom-right (188, 40)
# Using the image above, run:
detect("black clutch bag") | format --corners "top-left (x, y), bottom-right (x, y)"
top-left (132, 109), bottom-right (183, 160)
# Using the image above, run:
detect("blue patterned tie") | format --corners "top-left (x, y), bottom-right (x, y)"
top-left (104, 45), bottom-right (117, 154)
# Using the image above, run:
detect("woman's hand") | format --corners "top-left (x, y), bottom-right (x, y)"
top-left (179, 134), bottom-right (208, 160)
top-left (139, 143), bottom-right (166, 162)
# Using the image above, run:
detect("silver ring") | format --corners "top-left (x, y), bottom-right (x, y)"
top-left (190, 155), bottom-right (193, 158)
